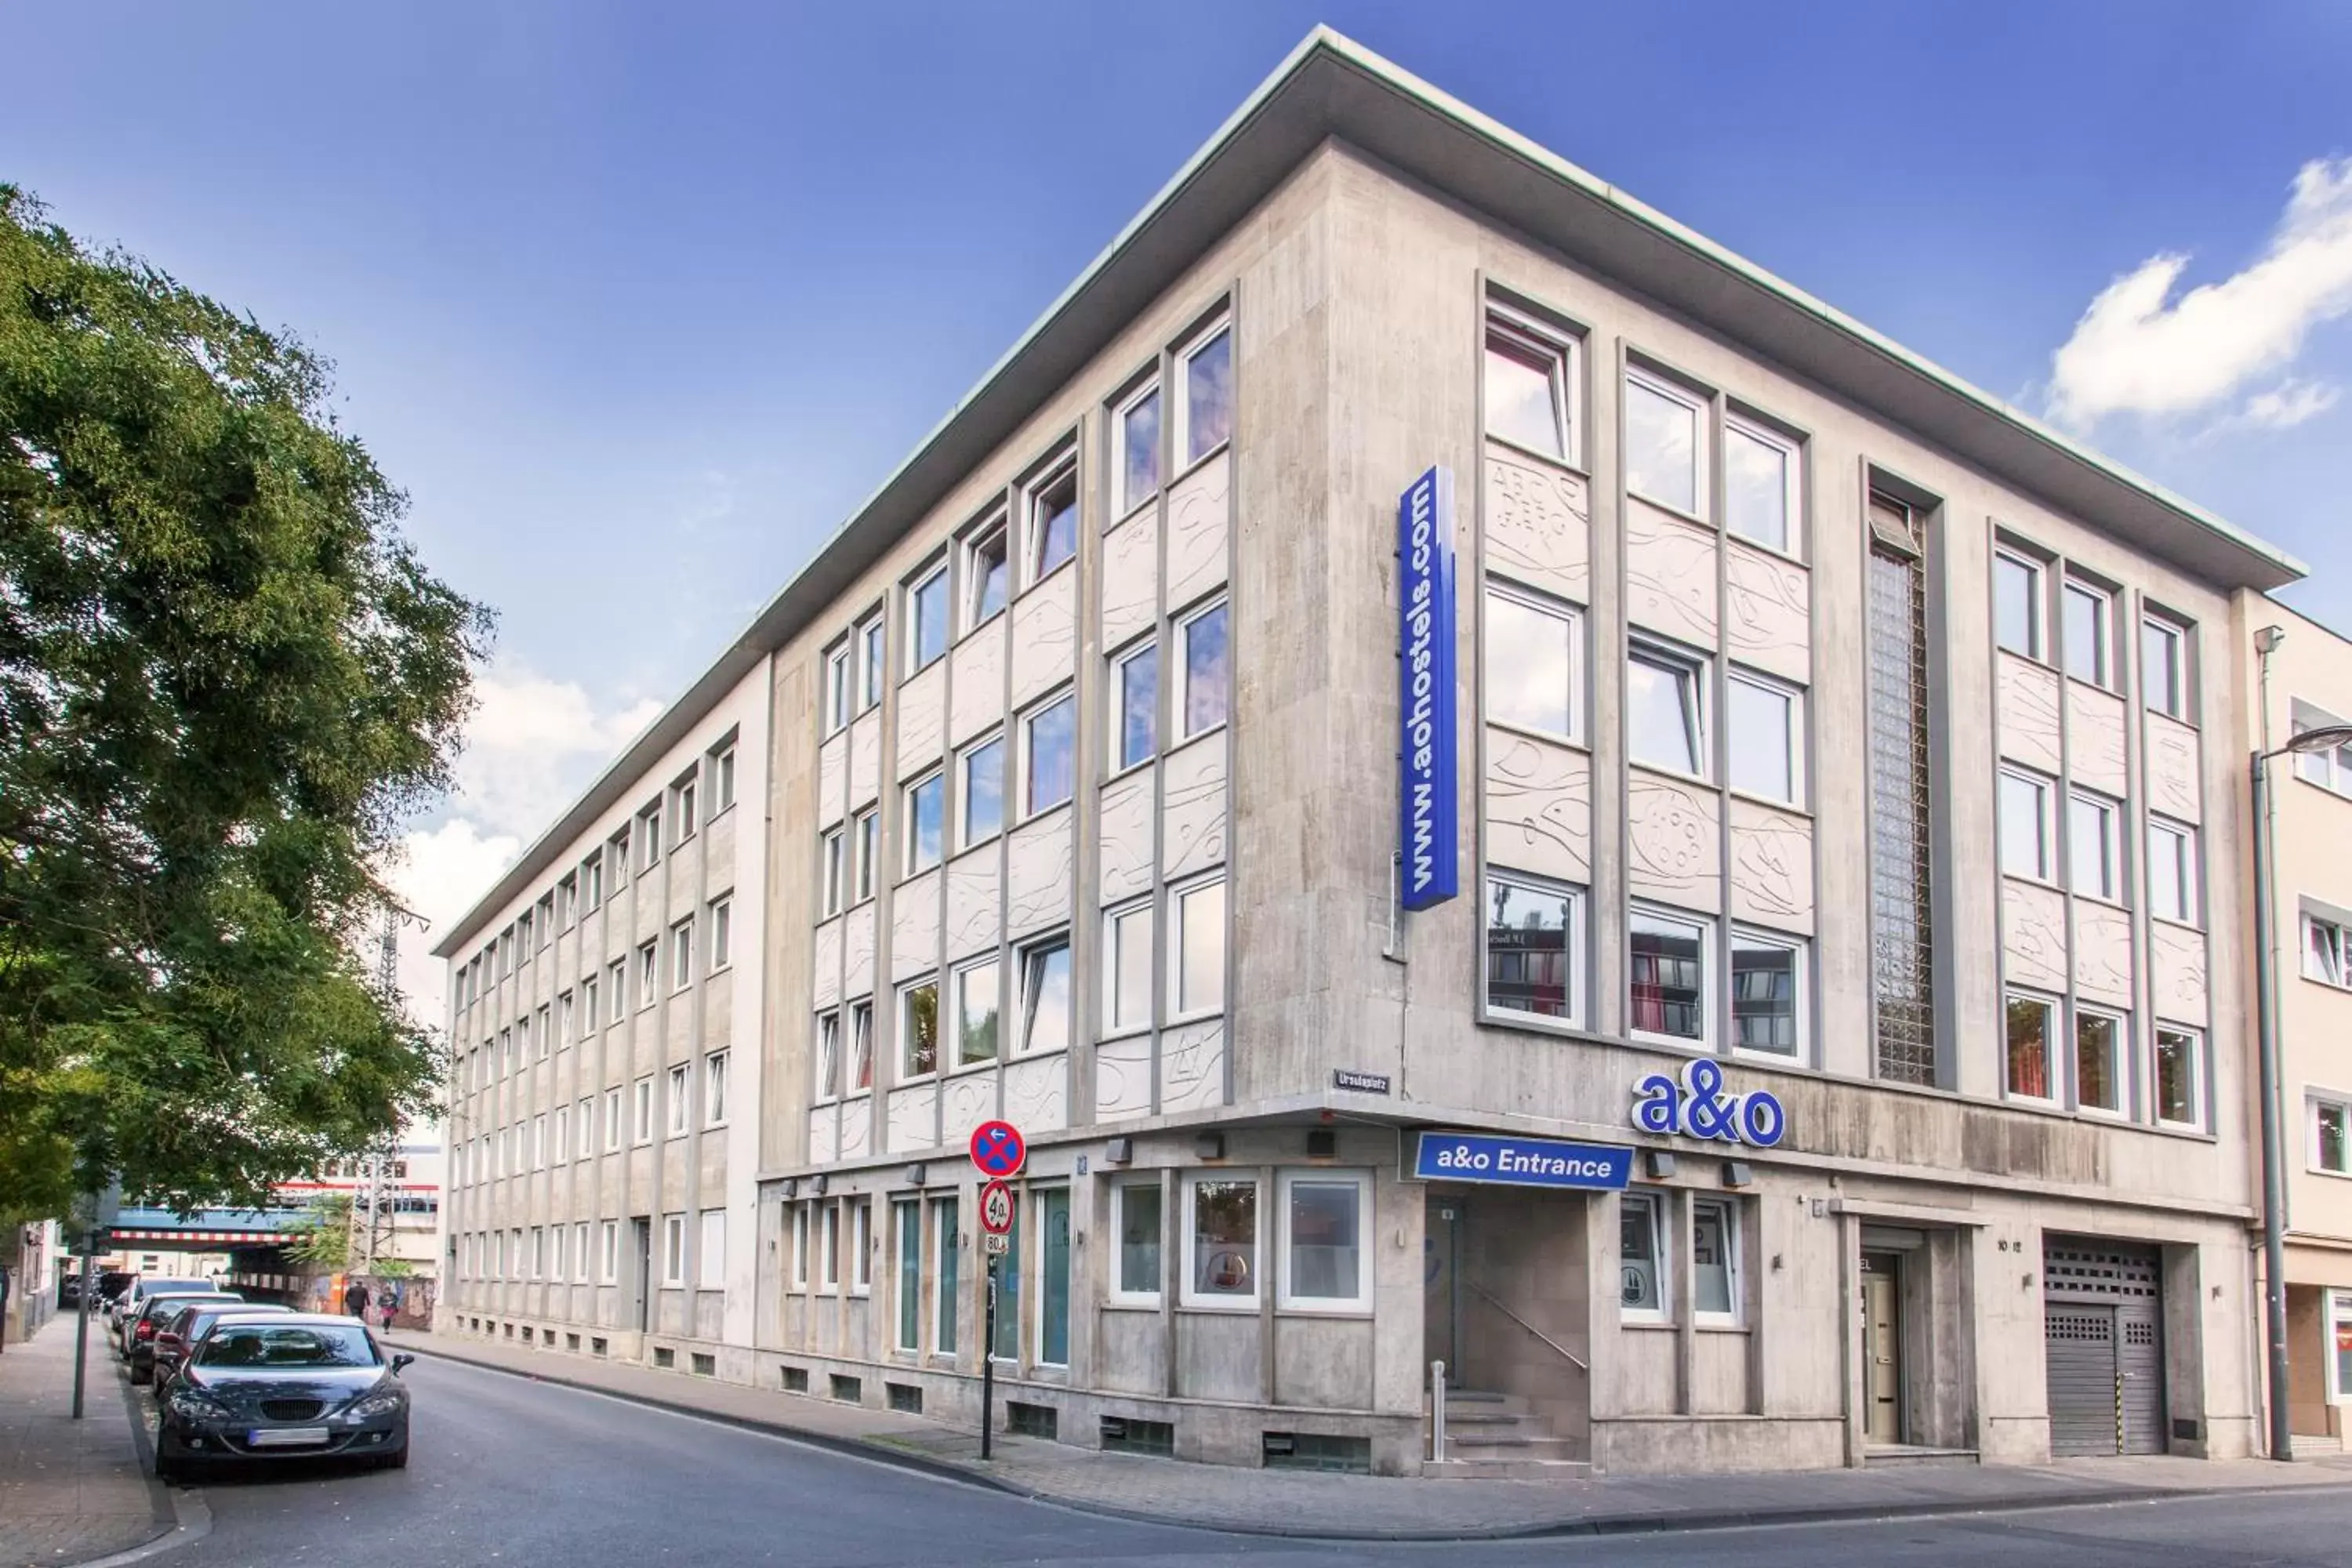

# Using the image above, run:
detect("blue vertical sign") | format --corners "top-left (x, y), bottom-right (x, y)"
top-left (1398, 466), bottom-right (1458, 910)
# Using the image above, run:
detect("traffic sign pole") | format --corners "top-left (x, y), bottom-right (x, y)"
top-left (981, 1258), bottom-right (997, 1461)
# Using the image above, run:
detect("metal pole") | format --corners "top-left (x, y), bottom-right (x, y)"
top-left (71, 1250), bottom-right (93, 1420)
top-left (2252, 748), bottom-right (2295, 1462)
top-left (1431, 1359), bottom-right (1446, 1464)
top-left (980, 1257), bottom-right (996, 1461)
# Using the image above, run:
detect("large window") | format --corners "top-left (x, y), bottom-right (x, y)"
top-left (1730, 931), bottom-right (1803, 1057)
top-left (1483, 312), bottom-right (1575, 463)
top-left (1177, 322), bottom-right (1232, 466)
top-left (1485, 873), bottom-right (1577, 1022)
top-left (1023, 695), bottom-right (1076, 816)
top-left (1723, 415), bottom-right (1798, 554)
top-left (905, 773), bottom-right (944, 874)
top-left (2299, 715), bottom-right (2352, 794)
top-left (1630, 906), bottom-right (1710, 1045)
top-left (2076, 1008), bottom-right (2124, 1115)
top-left (909, 564), bottom-right (949, 672)
top-left (1026, 457), bottom-right (1079, 584)
top-left (1999, 768), bottom-right (2055, 880)
top-left (900, 978), bottom-right (938, 1079)
top-left (932, 1196), bottom-right (960, 1354)
top-left (1113, 641), bottom-right (1158, 770)
top-left (2314, 1096), bottom-right (2352, 1175)
top-left (1180, 601), bottom-right (1229, 737)
top-left (2062, 580), bottom-right (2111, 688)
top-left (2149, 818), bottom-right (2198, 924)
top-left (699, 1209), bottom-right (726, 1290)
top-left (1279, 1172), bottom-right (1368, 1312)
top-left (1994, 551), bottom-right (2042, 659)
top-left (1184, 1176), bottom-right (1258, 1308)
top-left (1112, 1182), bottom-right (1163, 1306)
top-left (964, 517), bottom-right (1009, 630)
top-left (954, 958), bottom-right (999, 1068)
top-left (1036, 1189), bottom-right (1072, 1367)
top-left (2006, 993), bottom-right (2055, 1102)
top-left (895, 1200), bottom-right (921, 1353)
top-left (2143, 615), bottom-right (2187, 718)
top-left (1619, 1192), bottom-right (1666, 1320)
top-left (1484, 584), bottom-right (1578, 739)
top-left (1726, 670), bottom-right (1799, 804)
top-left (1624, 369), bottom-right (1706, 517)
top-left (1173, 877), bottom-right (1226, 1018)
top-left (1116, 381), bottom-right (1161, 516)
top-left (1628, 641), bottom-right (1707, 777)
top-left (960, 735), bottom-right (1004, 846)
top-left (1019, 935), bottom-right (1072, 1055)
top-left (1105, 900), bottom-right (1153, 1034)
top-left (2155, 1026), bottom-right (2203, 1130)
top-left (2067, 790), bottom-right (2119, 900)
top-left (2307, 913), bottom-right (2352, 988)
top-left (1692, 1197), bottom-right (1741, 1323)
top-left (860, 616), bottom-right (887, 712)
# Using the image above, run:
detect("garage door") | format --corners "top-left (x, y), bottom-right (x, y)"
top-left (2043, 1240), bottom-right (2165, 1457)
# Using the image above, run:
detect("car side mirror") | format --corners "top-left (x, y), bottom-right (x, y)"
top-left (391, 1353), bottom-right (415, 1374)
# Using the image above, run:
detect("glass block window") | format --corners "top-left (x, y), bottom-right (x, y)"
top-left (1866, 494), bottom-right (1936, 1085)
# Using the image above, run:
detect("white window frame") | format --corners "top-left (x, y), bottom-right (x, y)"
top-left (1032, 1186), bottom-right (1073, 1367)
top-left (637, 941), bottom-right (657, 1007)
top-left (1994, 550), bottom-right (2044, 661)
top-left (1618, 1189), bottom-right (1670, 1323)
top-left (1104, 898), bottom-right (1154, 1036)
top-left (822, 1203), bottom-right (841, 1290)
top-left (2154, 1025), bottom-right (2205, 1131)
top-left (849, 1000), bottom-right (874, 1095)
top-left (1109, 1180), bottom-right (1163, 1308)
top-left (904, 771), bottom-right (945, 875)
top-left (2072, 1004), bottom-right (2129, 1119)
top-left (1727, 927), bottom-right (1808, 1062)
top-left (705, 1049), bottom-right (728, 1126)
top-left (826, 642), bottom-right (852, 733)
top-left (552, 1105), bottom-right (568, 1163)
top-left (1113, 378), bottom-right (1162, 517)
top-left (853, 809), bottom-right (878, 902)
top-left (1018, 933), bottom-right (1073, 1057)
top-left (662, 1214), bottom-right (686, 1287)
top-left (1276, 1170), bottom-right (1372, 1315)
top-left (633, 1076), bottom-right (654, 1145)
top-left (1173, 318), bottom-right (1232, 470)
top-left (2067, 789), bottom-right (2121, 902)
top-left (572, 1221), bottom-right (590, 1283)
top-left (963, 514), bottom-right (1010, 633)
top-left (1170, 873), bottom-right (1226, 1022)
top-left (670, 917), bottom-right (695, 991)
top-left (1623, 366), bottom-right (1710, 521)
top-left (859, 615), bottom-right (887, 713)
top-left (1021, 692), bottom-right (1076, 819)
top-left (790, 1204), bottom-right (810, 1288)
top-left (604, 1087), bottom-right (622, 1152)
top-left (821, 826), bottom-right (845, 917)
top-left (2306, 912), bottom-right (2351, 989)
top-left (1177, 597), bottom-right (1229, 740)
top-left (1722, 411), bottom-right (1802, 557)
top-left (1180, 1172), bottom-right (1260, 1311)
top-left (1998, 767), bottom-right (2056, 883)
top-left (1483, 307), bottom-right (1579, 466)
top-left (1726, 666), bottom-right (1802, 805)
top-left (2312, 1093), bottom-right (2352, 1176)
top-left (907, 562), bottom-right (949, 673)
top-left (709, 897), bottom-right (732, 971)
top-left (1690, 1196), bottom-right (1743, 1327)
top-left (1628, 902), bottom-right (1715, 1050)
top-left (713, 745), bottom-right (735, 814)
top-left (1023, 451), bottom-right (1080, 586)
top-left (2141, 615), bottom-right (2187, 720)
top-left (851, 1200), bottom-right (873, 1296)
top-left (674, 775), bottom-right (698, 842)
top-left (2148, 817), bottom-right (2198, 926)
top-left (2330, 1292), bottom-right (2352, 1402)
top-left (1483, 582), bottom-right (1581, 742)
top-left (814, 1011), bottom-right (841, 1103)
top-left (698, 1209), bottom-right (726, 1290)
top-left (1627, 638), bottom-right (1710, 779)
top-left (666, 1063), bottom-right (689, 1138)
top-left (600, 1220), bottom-right (619, 1283)
top-left (951, 956), bottom-right (999, 1070)
top-left (1110, 638), bottom-right (1158, 773)
top-left (960, 733), bottom-right (1004, 847)
top-left (2005, 990), bottom-right (2060, 1106)
top-left (1481, 869), bottom-right (1584, 1029)
top-left (2062, 579), bottom-right (2112, 688)
top-left (899, 976), bottom-right (939, 1080)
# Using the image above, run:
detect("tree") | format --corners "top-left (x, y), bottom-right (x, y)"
top-left (285, 1192), bottom-right (353, 1272)
top-left (0, 185), bottom-right (490, 1217)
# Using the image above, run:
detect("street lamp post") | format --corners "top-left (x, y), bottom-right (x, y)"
top-left (2251, 716), bottom-right (2352, 1463)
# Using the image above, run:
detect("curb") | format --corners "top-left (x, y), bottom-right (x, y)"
top-left (86, 1356), bottom-right (212, 1568)
top-left (399, 1340), bottom-right (2352, 1544)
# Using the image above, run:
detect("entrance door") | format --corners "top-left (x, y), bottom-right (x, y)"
top-left (1861, 1251), bottom-right (1904, 1445)
top-left (2043, 1240), bottom-right (2165, 1457)
top-left (629, 1218), bottom-right (652, 1332)
top-left (1423, 1196), bottom-right (1461, 1381)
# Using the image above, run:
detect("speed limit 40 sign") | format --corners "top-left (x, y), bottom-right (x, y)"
top-left (979, 1178), bottom-right (1014, 1236)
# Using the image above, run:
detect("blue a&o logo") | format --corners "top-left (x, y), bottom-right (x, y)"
top-left (1629, 1059), bottom-right (1787, 1148)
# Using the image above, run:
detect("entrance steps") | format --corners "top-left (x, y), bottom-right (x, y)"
top-left (2290, 1432), bottom-right (2343, 1457)
top-left (1428, 1389), bottom-right (1592, 1480)
top-left (1865, 1444), bottom-right (1980, 1469)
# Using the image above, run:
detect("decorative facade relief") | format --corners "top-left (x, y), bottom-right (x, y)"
top-left (2001, 880), bottom-right (2067, 990)
top-left (1627, 768), bottom-right (1722, 912)
top-left (1098, 768), bottom-right (1156, 905)
top-left (1995, 655), bottom-right (2062, 775)
top-left (2067, 684), bottom-right (2129, 797)
top-left (806, 1109), bottom-right (837, 1166)
top-left (1483, 730), bottom-right (1590, 884)
top-left (1162, 733), bottom-right (1228, 880)
top-left (1102, 512), bottom-right (1159, 649)
top-left (2147, 713), bottom-right (2202, 822)
top-left (887, 1084), bottom-right (938, 1153)
top-left (1482, 445), bottom-right (1589, 604)
top-left (896, 662), bottom-right (946, 781)
top-left (1095, 1035), bottom-right (1153, 1122)
top-left (1003, 1054), bottom-right (1068, 1132)
top-left (890, 870), bottom-right (939, 982)
top-left (939, 1071), bottom-right (996, 1149)
top-left (1161, 1020), bottom-right (1226, 1113)
top-left (2071, 900), bottom-right (2133, 1004)
top-left (948, 618), bottom-right (1006, 747)
top-left (1624, 501), bottom-right (1718, 648)
top-left (848, 712), bottom-right (882, 809)
top-left (842, 906), bottom-right (877, 1000)
top-left (818, 734), bottom-right (847, 829)
top-left (944, 850), bottom-right (1001, 962)
top-left (812, 919), bottom-right (842, 1009)
top-left (1006, 811), bottom-right (1075, 938)
top-left (1728, 800), bottom-right (1814, 935)
top-left (1009, 569), bottom-right (1076, 708)
top-left (2151, 922), bottom-right (2209, 1025)
top-left (1166, 451), bottom-right (1230, 612)
top-left (839, 1102), bottom-right (872, 1160)
top-left (1722, 543), bottom-right (1810, 684)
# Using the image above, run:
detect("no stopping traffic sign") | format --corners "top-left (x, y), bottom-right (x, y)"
top-left (970, 1120), bottom-right (1025, 1178)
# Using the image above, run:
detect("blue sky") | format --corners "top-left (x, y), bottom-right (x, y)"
top-left (7, 2), bottom-right (2350, 995)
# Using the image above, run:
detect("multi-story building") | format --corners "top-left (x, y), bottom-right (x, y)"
top-left (434, 31), bottom-right (2306, 1474)
top-left (288, 1141), bottom-right (448, 1279)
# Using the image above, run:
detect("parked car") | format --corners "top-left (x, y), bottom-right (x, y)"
top-left (111, 1277), bottom-right (219, 1355)
top-left (151, 1302), bottom-right (292, 1393)
top-left (129, 1292), bottom-right (245, 1384)
top-left (155, 1315), bottom-right (412, 1481)
top-left (93, 1271), bottom-right (134, 1309)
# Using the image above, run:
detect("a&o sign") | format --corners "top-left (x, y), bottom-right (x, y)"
top-left (969, 1120), bottom-right (1026, 1179)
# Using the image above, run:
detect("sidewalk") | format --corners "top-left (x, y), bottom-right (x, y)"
top-left (0, 1312), bottom-right (176, 1567)
top-left (399, 1328), bottom-right (2352, 1541)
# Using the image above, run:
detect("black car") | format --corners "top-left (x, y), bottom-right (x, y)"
top-left (151, 1301), bottom-right (292, 1393)
top-left (156, 1315), bottom-right (412, 1480)
top-left (128, 1291), bottom-right (242, 1384)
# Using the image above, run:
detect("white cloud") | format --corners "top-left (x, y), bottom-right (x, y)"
top-left (2048, 157), bottom-right (2352, 427)
top-left (2240, 378), bottom-right (2341, 429)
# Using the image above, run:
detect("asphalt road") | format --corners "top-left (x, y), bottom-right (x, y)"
top-left (169, 1355), bottom-right (2352, 1567)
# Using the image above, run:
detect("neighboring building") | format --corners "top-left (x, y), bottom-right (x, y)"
top-left (434, 31), bottom-right (2305, 1474)
top-left (285, 1142), bottom-right (448, 1279)
top-left (2236, 599), bottom-right (2352, 1450)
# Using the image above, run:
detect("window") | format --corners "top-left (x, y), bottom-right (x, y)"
top-left (1730, 931), bottom-right (1803, 1057)
top-left (713, 746), bottom-right (735, 813)
top-left (1036, 1188), bottom-right (1072, 1366)
top-left (572, 1221), bottom-right (590, 1283)
top-left (675, 777), bottom-right (698, 841)
top-left (553, 1105), bottom-right (568, 1162)
top-left (826, 643), bottom-right (852, 732)
top-left (1727, 670), bottom-right (1799, 803)
top-left (1177, 321), bottom-right (1232, 466)
top-left (1111, 1182), bottom-right (1163, 1305)
top-left (852, 1200), bottom-right (873, 1294)
top-left (1630, 906), bottom-right (1710, 1045)
top-left (2315, 1097), bottom-right (2352, 1175)
top-left (1485, 873), bottom-right (1578, 1022)
top-left (1105, 902), bottom-right (1153, 1033)
top-left (990, 1200), bottom-right (1022, 1362)
top-left (1484, 585), bottom-right (1577, 739)
top-left (1025, 457), bottom-right (1079, 584)
top-left (610, 830), bottom-right (630, 888)
top-left (2067, 791), bottom-right (2119, 900)
top-left (667, 1063), bottom-right (689, 1136)
top-left (815, 1012), bottom-right (841, 1101)
top-left (1483, 312), bottom-right (1574, 462)
top-left (953, 959), bottom-right (999, 1068)
top-left (633, 1076), bottom-right (654, 1143)
top-left (2062, 581), bottom-right (2111, 686)
top-left (2333, 1293), bottom-right (2352, 1403)
top-left (2149, 818), bottom-right (2197, 924)
top-left (2006, 993), bottom-right (2055, 1102)
top-left (965, 518), bottom-right (1009, 630)
top-left (662, 1214), bottom-right (686, 1287)
top-left (900, 978), bottom-right (938, 1078)
top-left (933, 1196), bottom-right (960, 1353)
top-left (1867, 493), bottom-right (1936, 1086)
top-left (1179, 601), bottom-right (1229, 737)
top-left (559, 989), bottom-right (576, 1046)
top-left (1116, 381), bottom-right (1161, 514)
top-left (699, 1210), bottom-right (725, 1290)
top-left (530, 1227), bottom-right (544, 1278)
top-left (1173, 877), bottom-right (1225, 1018)
top-left (1624, 369), bottom-right (1705, 517)
top-left (609, 958), bottom-right (627, 1016)
top-left (706, 1050), bottom-right (728, 1125)
top-left (904, 774), bottom-right (944, 874)
top-left (637, 940), bottom-right (657, 1003)
top-left (1184, 1175), bottom-right (1258, 1308)
top-left (853, 809), bottom-right (878, 902)
top-left (641, 806), bottom-right (662, 869)
top-left (1113, 641), bottom-right (1157, 770)
top-left (2156, 1027), bottom-right (2203, 1129)
top-left (895, 1200), bottom-right (921, 1352)
top-left (822, 826), bottom-right (845, 916)
top-left (576, 1096), bottom-right (592, 1153)
top-left (516, 1014), bottom-right (532, 1059)
top-left (1994, 551), bottom-right (2042, 659)
top-left (2307, 913), bottom-right (2350, 988)
top-left (1023, 695), bottom-right (1075, 816)
top-left (906, 564), bottom-right (949, 673)
top-left (1998, 768), bottom-right (2055, 881)
top-left (960, 735), bottom-right (1004, 845)
top-left (1019, 936), bottom-right (1072, 1055)
top-left (1692, 1198), bottom-right (1741, 1323)
top-left (1279, 1172), bottom-right (1368, 1312)
top-left (1628, 641), bottom-right (1707, 777)
top-left (670, 918), bottom-right (695, 991)
top-left (604, 1087), bottom-right (622, 1152)
top-left (2076, 1007), bottom-right (2124, 1115)
top-left (1619, 1192), bottom-right (1666, 1319)
top-left (790, 1205), bottom-right (810, 1287)
top-left (850, 1000), bottom-right (874, 1091)
top-left (859, 616), bottom-right (887, 712)
top-left (531, 1114), bottom-right (546, 1168)
top-left (2143, 617), bottom-right (2187, 719)
top-left (601, 1221), bottom-right (619, 1282)
top-left (710, 898), bottom-right (732, 970)
top-left (1723, 415), bottom-right (1798, 554)
top-left (822, 1203), bottom-right (841, 1289)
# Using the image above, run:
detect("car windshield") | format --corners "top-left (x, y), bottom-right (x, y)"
top-left (196, 1325), bottom-right (379, 1369)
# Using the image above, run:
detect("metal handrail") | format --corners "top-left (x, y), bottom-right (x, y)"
top-left (1467, 1282), bottom-right (1588, 1372)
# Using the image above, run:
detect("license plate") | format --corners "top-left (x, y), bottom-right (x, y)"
top-left (248, 1427), bottom-right (330, 1447)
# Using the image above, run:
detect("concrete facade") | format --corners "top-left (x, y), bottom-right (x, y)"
top-left (430, 32), bottom-right (2305, 1476)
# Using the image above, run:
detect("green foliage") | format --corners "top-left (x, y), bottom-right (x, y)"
top-left (373, 1256), bottom-right (413, 1281)
top-left (286, 1192), bottom-right (352, 1271)
top-left (0, 184), bottom-right (491, 1214)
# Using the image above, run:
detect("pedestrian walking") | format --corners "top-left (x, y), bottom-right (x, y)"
top-left (376, 1284), bottom-right (397, 1332)
top-left (341, 1277), bottom-right (368, 1319)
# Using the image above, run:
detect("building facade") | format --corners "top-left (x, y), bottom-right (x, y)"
top-left (434, 32), bottom-right (2305, 1475)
